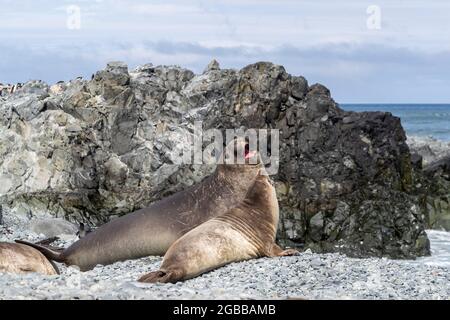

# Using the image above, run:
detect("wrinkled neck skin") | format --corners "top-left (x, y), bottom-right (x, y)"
top-left (214, 176), bottom-right (280, 255)
top-left (244, 178), bottom-right (279, 231)
top-left (175, 163), bottom-right (261, 232)
top-left (215, 163), bottom-right (262, 195)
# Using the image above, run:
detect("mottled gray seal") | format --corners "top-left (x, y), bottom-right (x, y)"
top-left (0, 242), bottom-right (58, 275)
top-left (17, 138), bottom-right (261, 271)
top-left (138, 172), bottom-right (297, 283)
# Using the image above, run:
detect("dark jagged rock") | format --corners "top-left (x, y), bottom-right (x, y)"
top-left (0, 61), bottom-right (431, 258)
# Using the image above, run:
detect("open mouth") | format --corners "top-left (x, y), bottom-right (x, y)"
top-left (244, 144), bottom-right (257, 159)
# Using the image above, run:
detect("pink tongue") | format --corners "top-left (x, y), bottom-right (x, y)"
top-left (245, 150), bottom-right (256, 159)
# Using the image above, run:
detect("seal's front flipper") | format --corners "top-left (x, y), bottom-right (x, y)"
top-left (277, 248), bottom-right (299, 256)
top-left (138, 269), bottom-right (183, 283)
top-left (268, 244), bottom-right (300, 257)
top-left (138, 270), bottom-right (166, 283)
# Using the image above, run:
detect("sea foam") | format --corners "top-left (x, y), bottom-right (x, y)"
top-left (407, 135), bottom-right (450, 165)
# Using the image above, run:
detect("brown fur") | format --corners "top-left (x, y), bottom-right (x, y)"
top-left (0, 243), bottom-right (58, 275)
top-left (139, 173), bottom-right (298, 283)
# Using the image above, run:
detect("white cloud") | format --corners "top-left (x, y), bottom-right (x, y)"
top-left (0, 0), bottom-right (449, 102)
top-left (128, 3), bottom-right (202, 15)
top-left (1, 0), bottom-right (449, 51)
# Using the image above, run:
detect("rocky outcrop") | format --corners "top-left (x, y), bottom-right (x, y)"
top-left (0, 60), bottom-right (431, 259)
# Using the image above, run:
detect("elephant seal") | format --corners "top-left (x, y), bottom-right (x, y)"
top-left (0, 242), bottom-right (58, 275)
top-left (138, 172), bottom-right (298, 283)
top-left (17, 138), bottom-right (262, 271)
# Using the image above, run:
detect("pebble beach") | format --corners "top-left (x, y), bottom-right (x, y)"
top-left (1, 211), bottom-right (449, 300)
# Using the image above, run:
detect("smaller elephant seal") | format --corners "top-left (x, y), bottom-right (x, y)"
top-left (0, 242), bottom-right (59, 275)
top-left (138, 172), bottom-right (297, 283)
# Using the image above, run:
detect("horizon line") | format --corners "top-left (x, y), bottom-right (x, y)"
top-left (340, 102), bottom-right (450, 105)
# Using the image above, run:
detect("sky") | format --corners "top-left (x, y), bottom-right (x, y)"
top-left (0, 0), bottom-right (449, 103)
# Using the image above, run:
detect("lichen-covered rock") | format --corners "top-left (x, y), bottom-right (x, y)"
top-left (0, 61), bottom-right (431, 258)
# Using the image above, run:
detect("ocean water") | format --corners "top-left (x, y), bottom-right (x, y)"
top-left (342, 104), bottom-right (450, 142)
top-left (415, 230), bottom-right (450, 268)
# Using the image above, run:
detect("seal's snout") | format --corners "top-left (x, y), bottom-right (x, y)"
top-left (222, 137), bottom-right (260, 166)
